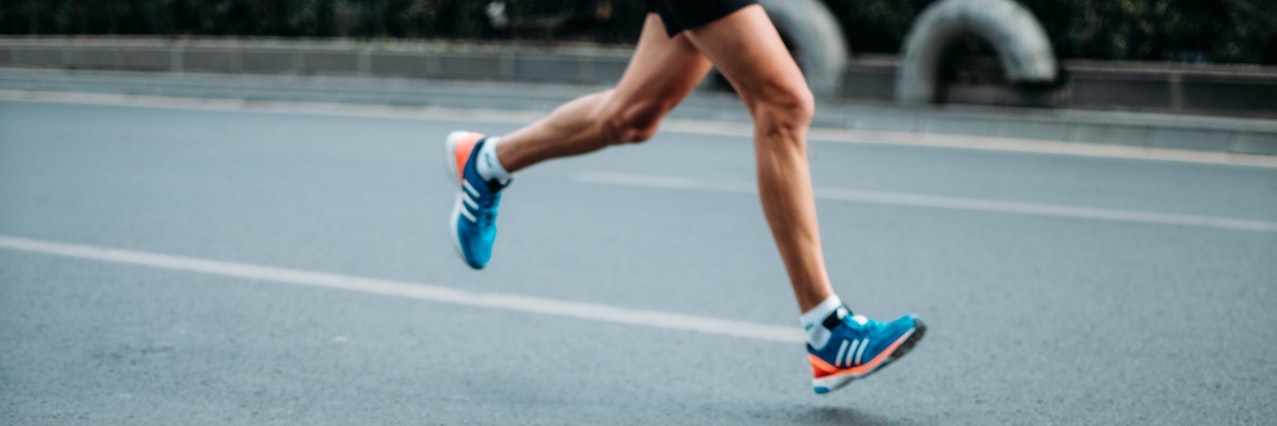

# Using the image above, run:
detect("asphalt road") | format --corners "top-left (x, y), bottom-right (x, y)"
top-left (1, 100), bottom-right (1275, 425)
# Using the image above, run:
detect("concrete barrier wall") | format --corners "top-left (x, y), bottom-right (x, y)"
top-left (847, 57), bottom-right (1277, 117)
top-left (0, 37), bottom-right (634, 86)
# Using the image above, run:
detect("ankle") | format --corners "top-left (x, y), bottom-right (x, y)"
top-left (475, 137), bottom-right (513, 185)
top-left (801, 295), bottom-right (847, 349)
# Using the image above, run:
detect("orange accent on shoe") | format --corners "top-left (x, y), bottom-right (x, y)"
top-left (453, 132), bottom-right (484, 182)
top-left (808, 331), bottom-right (913, 379)
top-left (809, 354), bottom-right (839, 376)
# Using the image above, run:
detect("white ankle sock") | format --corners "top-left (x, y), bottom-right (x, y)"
top-left (801, 295), bottom-right (847, 349)
top-left (475, 137), bottom-right (512, 185)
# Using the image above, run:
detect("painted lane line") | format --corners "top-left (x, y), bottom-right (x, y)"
top-left (0, 235), bottom-right (804, 344)
top-left (575, 172), bottom-right (1277, 233)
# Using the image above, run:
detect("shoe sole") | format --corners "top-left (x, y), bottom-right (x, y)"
top-left (812, 319), bottom-right (927, 394)
top-left (444, 131), bottom-right (473, 261)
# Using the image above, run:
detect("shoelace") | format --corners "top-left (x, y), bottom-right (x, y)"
top-left (476, 191), bottom-right (500, 228)
top-left (841, 314), bottom-right (875, 335)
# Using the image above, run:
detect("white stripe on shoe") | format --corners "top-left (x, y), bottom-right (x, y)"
top-left (854, 338), bottom-right (869, 366)
top-left (459, 204), bottom-right (477, 222)
top-left (845, 339), bottom-right (860, 367)
top-left (462, 191), bottom-right (479, 210)
top-left (462, 180), bottom-right (481, 198)
top-left (834, 340), bottom-right (850, 368)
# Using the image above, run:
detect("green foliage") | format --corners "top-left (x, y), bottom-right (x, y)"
top-left (0, 0), bottom-right (1272, 64)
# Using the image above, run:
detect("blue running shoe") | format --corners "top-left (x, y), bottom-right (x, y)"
top-left (807, 307), bottom-right (926, 394)
top-left (444, 131), bottom-right (507, 269)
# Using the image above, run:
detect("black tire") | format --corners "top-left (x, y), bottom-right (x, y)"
top-left (896, 0), bottom-right (1057, 104)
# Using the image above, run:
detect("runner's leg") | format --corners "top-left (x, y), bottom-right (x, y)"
top-left (493, 15), bottom-right (714, 173)
top-left (683, 5), bottom-right (832, 312)
top-left (683, 12), bottom-right (928, 389)
top-left (458, 5), bottom-right (922, 392)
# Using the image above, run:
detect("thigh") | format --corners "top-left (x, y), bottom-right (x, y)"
top-left (610, 14), bottom-right (715, 109)
top-left (681, 5), bottom-right (808, 108)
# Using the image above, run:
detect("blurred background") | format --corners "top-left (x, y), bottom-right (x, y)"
top-left (2, 0), bottom-right (1275, 64)
top-left (2, 0), bottom-right (1275, 117)
top-left (1, 1), bottom-right (1276, 425)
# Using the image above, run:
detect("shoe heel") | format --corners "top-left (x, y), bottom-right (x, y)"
top-left (444, 131), bottom-right (483, 184)
top-left (444, 131), bottom-right (468, 184)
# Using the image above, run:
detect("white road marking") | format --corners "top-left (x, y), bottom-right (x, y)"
top-left (1, 91), bottom-right (1274, 168)
top-left (0, 235), bottom-right (804, 344)
top-left (575, 172), bottom-right (1277, 233)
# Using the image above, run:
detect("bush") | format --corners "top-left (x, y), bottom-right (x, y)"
top-left (1, 0), bottom-right (1273, 64)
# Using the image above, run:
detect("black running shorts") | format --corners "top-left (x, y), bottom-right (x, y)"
top-left (645, 0), bottom-right (760, 37)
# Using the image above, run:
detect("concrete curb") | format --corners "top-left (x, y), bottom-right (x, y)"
top-left (3, 67), bottom-right (1273, 157)
top-left (5, 88), bottom-right (1273, 168)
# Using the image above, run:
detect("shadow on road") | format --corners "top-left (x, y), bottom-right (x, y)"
top-left (798, 406), bottom-right (910, 426)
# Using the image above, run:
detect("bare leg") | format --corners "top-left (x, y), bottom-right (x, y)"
top-left (684, 5), bottom-right (833, 312)
top-left (487, 8), bottom-right (835, 313)
top-left (494, 15), bottom-right (714, 173)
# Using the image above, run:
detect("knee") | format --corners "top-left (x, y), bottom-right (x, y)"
top-left (601, 98), bottom-right (666, 145)
top-left (752, 83), bottom-right (815, 139)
